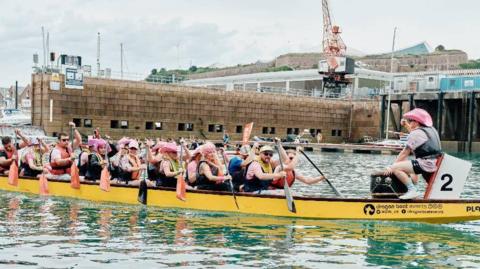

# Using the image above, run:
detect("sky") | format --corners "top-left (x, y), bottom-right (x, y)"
top-left (1, 0), bottom-right (479, 86)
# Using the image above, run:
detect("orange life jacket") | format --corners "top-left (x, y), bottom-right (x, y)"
top-left (49, 146), bottom-right (72, 175)
top-left (128, 155), bottom-right (141, 180)
top-left (270, 170), bottom-right (295, 189)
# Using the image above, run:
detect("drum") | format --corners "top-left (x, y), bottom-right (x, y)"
top-left (370, 174), bottom-right (408, 198)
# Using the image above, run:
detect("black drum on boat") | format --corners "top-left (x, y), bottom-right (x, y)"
top-left (370, 174), bottom-right (408, 198)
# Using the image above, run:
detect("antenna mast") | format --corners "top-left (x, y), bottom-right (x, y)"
top-left (97, 32), bottom-right (101, 77)
top-left (120, 43), bottom-right (124, 79)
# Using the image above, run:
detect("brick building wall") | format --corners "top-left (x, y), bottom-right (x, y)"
top-left (31, 74), bottom-right (380, 142)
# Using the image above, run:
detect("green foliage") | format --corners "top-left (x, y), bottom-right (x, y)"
top-left (264, 66), bottom-right (294, 72)
top-left (435, 45), bottom-right (445, 52)
top-left (145, 66), bottom-right (219, 83)
top-left (459, 59), bottom-right (480, 69)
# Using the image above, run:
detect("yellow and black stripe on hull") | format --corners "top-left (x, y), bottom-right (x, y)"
top-left (0, 176), bottom-right (479, 224)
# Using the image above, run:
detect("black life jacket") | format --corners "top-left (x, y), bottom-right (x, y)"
top-left (78, 151), bottom-right (89, 177)
top-left (243, 161), bottom-right (272, 193)
top-left (196, 161), bottom-right (219, 187)
top-left (156, 159), bottom-right (178, 188)
top-left (413, 127), bottom-right (442, 159)
top-left (85, 153), bottom-right (103, 180)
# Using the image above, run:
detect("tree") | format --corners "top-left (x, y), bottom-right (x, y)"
top-left (151, 68), bottom-right (157, 75)
top-left (189, 65), bottom-right (198, 72)
top-left (435, 45), bottom-right (445, 52)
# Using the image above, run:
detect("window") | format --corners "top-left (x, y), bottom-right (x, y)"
top-left (262, 127), bottom-right (268, 134)
top-left (73, 118), bottom-right (81, 127)
top-left (287, 128), bottom-right (293, 135)
top-left (209, 124), bottom-right (223, 132)
top-left (111, 120), bottom-right (119, 129)
top-left (338, 130), bottom-right (342, 136)
top-left (155, 122), bottom-right (162, 130)
top-left (179, 123), bottom-right (194, 131)
top-left (310, 129), bottom-right (316, 136)
top-left (120, 120), bottom-right (128, 129)
top-left (84, 119), bottom-right (92, 128)
top-left (449, 79), bottom-right (456, 87)
top-left (236, 125), bottom-right (243, 133)
top-left (332, 129), bottom-right (337, 136)
top-left (208, 124), bottom-right (215, 132)
top-left (294, 128), bottom-right (300, 135)
top-left (146, 122), bottom-right (153, 130)
top-left (269, 127), bottom-right (276, 134)
top-left (185, 123), bottom-right (194, 131)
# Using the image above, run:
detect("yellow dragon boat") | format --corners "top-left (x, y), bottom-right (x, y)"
top-left (0, 176), bottom-right (479, 224)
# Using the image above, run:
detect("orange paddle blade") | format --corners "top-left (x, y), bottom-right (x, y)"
top-left (39, 173), bottom-right (49, 195)
top-left (242, 122), bottom-right (254, 145)
top-left (70, 163), bottom-right (81, 189)
top-left (176, 175), bottom-right (186, 201)
top-left (100, 167), bottom-right (111, 192)
top-left (8, 162), bottom-right (18, 186)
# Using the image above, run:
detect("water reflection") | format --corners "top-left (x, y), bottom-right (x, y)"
top-left (0, 193), bottom-right (479, 268)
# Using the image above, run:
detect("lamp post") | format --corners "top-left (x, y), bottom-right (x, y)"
top-left (385, 27), bottom-right (397, 140)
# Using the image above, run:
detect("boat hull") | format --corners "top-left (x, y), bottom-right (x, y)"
top-left (0, 176), bottom-right (479, 224)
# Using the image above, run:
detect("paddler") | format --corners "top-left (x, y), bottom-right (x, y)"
top-left (243, 145), bottom-right (286, 194)
top-left (0, 137), bottom-right (18, 175)
top-left (383, 108), bottom-right (442, 200)
top-left (20, 138), bottom-right (45, 177)
top-left (271, 145), bottom-right (325, 189)
top-left (85, 139), bottom-right (108, 181)
top-left (157, 141), bottom-right (190, 188)
top-left (195, 142), bottom-right (231, 191)
top-left (119, 140), bottom-right (145, 185)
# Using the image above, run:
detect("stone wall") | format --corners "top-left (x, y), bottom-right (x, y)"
top-left (31, 74), bottom-right (379, 142)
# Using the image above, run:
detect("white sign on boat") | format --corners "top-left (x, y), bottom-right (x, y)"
top-left (425, 154), bottom-right (472, 199)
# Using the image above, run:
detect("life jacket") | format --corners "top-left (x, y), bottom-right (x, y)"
top-left (21, 149), bottom-right (43, 177)
top-left (157, 158), bottom-right (180, 188)
top-left (49, 146), bottom-right (72, 175)
top-left (270, 170), bottom-right (295, 189)
top-left (0, 148), bottom-right (15, 171)
top-left (413, 127), bottom-right (442, 159)
top-left (124, 154), bottom-right (141, 181)
top-left (243, 157), bottom-right (273, 193)
top-left (85, 152), bottom-right (103, 180)
top-left (196, 161), bottom-right (219, 187)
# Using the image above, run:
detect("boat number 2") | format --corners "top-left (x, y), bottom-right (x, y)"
top-left (440, 174), bottom-right (453, 191)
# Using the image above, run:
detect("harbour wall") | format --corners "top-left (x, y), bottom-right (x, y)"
top-left (31, 74), bottom-right (380, 142)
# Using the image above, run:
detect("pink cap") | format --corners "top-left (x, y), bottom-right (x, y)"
top-left (152, 141), bottom-right (167, 152)
top-left (403, 108), bottom-right (433, 127)
top-left (200, 142), bottom-right (216, 156)
top-left (160, 142), bottom-right (177, 153)
top-left (128, 140), bottom-right (139, 150)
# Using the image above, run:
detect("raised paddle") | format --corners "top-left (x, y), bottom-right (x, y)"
top-left (299, 150), bottom-right (344, 197)
top-left (220, 149), bottom-right (239, 210)
top-left (176, 143), bottom-right (187, 201)
top-left (275, 143), bottom-right (296, 213)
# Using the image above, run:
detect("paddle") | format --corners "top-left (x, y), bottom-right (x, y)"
top-left (100, 148), bottom-right (111, 192)
top-left (137, 145), bottom-right (148, 205)
top-left (8, 132), bottom-right (19, 186)
top-left (220, 149), bottom-right (239, 209)
top-left (299, 150), bottom-right (343, 197)
top-left (176, 143), bottom-right (186, 201)
top-left (242, 122), bottom-right (254, 145)
top-left (69, 125), bottom-right (80, 189)
top-left (275, 142), bottom-right (296, 213)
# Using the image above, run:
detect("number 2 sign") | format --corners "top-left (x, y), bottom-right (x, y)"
top-left (425, 154), bottom-right (472, 199)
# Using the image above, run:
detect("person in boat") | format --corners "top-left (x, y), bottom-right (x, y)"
top-left (195, 142), bottom-right (231, 191)
top-left (118, 140), bottom-right (145, 185)
top-left (109, 137), bottom-right (130, 181)
top-left (145, 140), bottom-right (165, 186)
top-left (186, 147), bottom-right (202, 186)
top-left (47, 122), bottom-right (82, 180)
top-left (77, 142), bottom-right (91, 178)
top-left (243, 145), bottom-right (286, 194)
top-left (20, 139), bottom-right (45, 177)
top-left (271, 146), bottom-right (325, 189)
top-left (0, 136), bottom-right (18, 175)
top-left (157, 141), bottom-right (190, 188)
top-left (85, 139), bottom-right (108, 181)
top-left (227, 144), bottom-right (260, 191)
top-left (384, 108), bottom-right (442, 200)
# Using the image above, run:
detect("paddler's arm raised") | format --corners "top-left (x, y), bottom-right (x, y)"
top-left (14, 129), bottom-right (30, 148)
top-left (180, 139), bottom-right (191, 162)
top-left (242, 142), bottom-right (259, 168)
top-left (274, 138), bottom-right (289, 163)
top-left (68, 122), bottom-right (82, 149)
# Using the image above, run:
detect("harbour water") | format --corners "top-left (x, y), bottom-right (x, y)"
top-left (0, 152), bottom-right (479, 268)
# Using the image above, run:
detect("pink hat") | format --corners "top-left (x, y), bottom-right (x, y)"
top-left (152, 141), bottom-right (167, 152)
top-left (117, 137), bottom-right (131, 148)
top-left (160, 142), bottom-right (177, 153)
top-left (88, 138), bottom-right (107, 152)
top-left (403, 108), bottom-right (433, 127)
top-left (128, 140), bottom-right (139, 150)
top-left (200, 142), bottom-right (216, 156)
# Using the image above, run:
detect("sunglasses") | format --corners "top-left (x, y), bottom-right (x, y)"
top-left (262, 152), bottom-right (273, 157)
top-left (61, 138), bottom-right (70, 142)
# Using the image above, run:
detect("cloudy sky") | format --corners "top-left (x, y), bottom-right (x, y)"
top-left (1, 0), bottom-right (478, 86)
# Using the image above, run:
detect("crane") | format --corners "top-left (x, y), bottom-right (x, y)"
top-left (319, 0), bottom-right (354, 94)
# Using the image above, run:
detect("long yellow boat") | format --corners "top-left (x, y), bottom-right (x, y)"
top-left (1, 176), bottom-right (479, 224)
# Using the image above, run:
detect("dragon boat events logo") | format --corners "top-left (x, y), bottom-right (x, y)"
top-left (363, 204), bottom-right (376, 215)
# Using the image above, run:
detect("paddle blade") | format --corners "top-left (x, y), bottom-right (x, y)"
top-left (8, 162), bottom-right (18, 187)
top-left (176, 175), bottom-right (186, 201)
top-left (70, 163), bottom-right (81, 189)
top-left (39, 174), bottom-right (49, 195)
top-left (138, 180), bottom-right (147, 205)
top-left (284, 180), bottom-right (296, 213)
top-left (99, 167), bottom-right (111, 192)
top-left (242, 122), bottom-right (254, 145)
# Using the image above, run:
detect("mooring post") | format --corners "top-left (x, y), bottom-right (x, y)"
top-left (408, 93), bottom-right (415, 110)
top-left (468, 91), bottom-right (475, 153)
top-left (380, 95), bottom-right (386, 139)
top-left (437, 91), bottom-right (444, 140)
